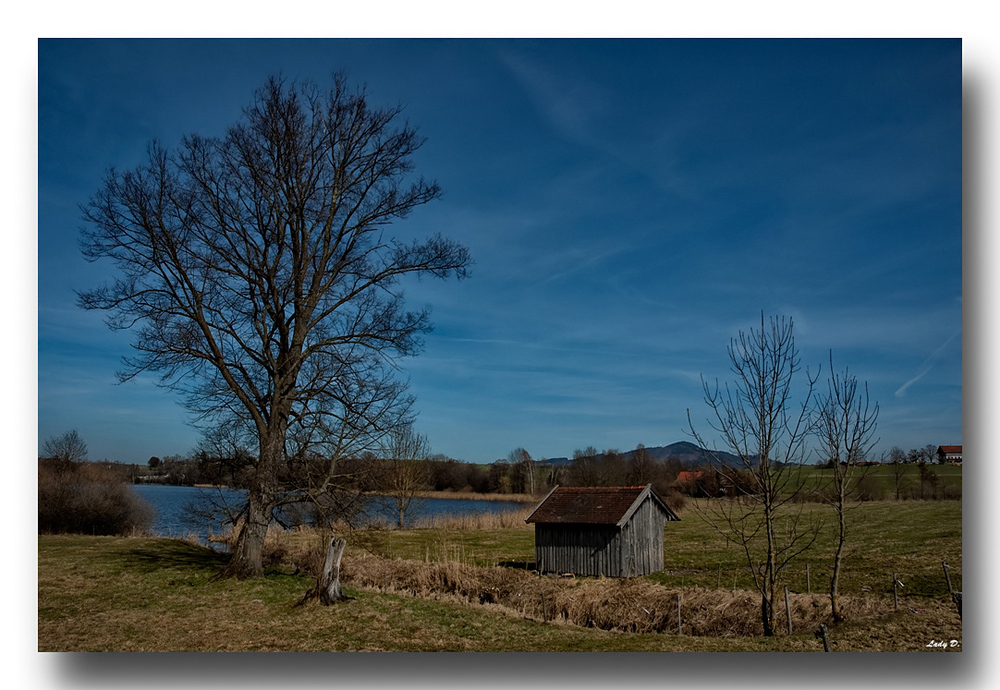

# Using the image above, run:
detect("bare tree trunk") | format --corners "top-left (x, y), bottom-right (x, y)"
top-left (761, 596), bottom-right (775, 637)
top-left (830, 490), bottom-right (847, 622)
top-left (222, 425), bottom-right (284, 579)
top-left (226, 493), bottom-right (270, 579)
top-left (763, 498), bottom-right (778, 636)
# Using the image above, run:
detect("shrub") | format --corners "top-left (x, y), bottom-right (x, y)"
top-left (851, 475), bottom-right (887, 502)
top-left (38, 459), bottom-right (155, 535)
top-left (661, 488), bottom-right (687, 513)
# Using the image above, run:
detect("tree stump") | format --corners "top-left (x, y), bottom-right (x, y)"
top-left (297, 537), bottom-right (351, 606)
top-left (319, 537), bottom-right (348, 604)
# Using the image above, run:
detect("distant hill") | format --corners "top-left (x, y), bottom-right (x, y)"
top-left (624, 442), bottom-right (747, 468)
top-left (538, 442), bottom-right (747, 469)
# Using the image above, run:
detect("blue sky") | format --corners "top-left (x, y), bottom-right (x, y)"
top-left (37, 38), bottom-right (962, 464)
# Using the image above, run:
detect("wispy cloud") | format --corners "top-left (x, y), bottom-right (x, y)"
top-left (498, 50), bottom-right (608, 149)
top-left (894, 329), bottom-right (961, 397)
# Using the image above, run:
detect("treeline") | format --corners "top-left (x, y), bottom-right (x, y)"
top-left (554, 446), bottom-right (682, 493)
top-left (130, 452), bottom-right (256, 488)
top-left (885, 444), bottom-right (956, 465)
top-left (423, 446), bottom-right (687, 501)
top-left (119, 442), bottom-right (961, 504)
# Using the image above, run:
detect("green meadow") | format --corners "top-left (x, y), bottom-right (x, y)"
top-left (39, 493), bottom-right (961, 652)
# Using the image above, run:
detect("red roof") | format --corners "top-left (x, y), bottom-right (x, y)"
top-left (525, 486), bottom-right (677, 525)
top-left (939, 445), bottom-right (962, 453)
top-left (676, 471), bottom-right (703, 482)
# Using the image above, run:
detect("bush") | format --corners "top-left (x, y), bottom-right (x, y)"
top-left (851, 475), bottom-right (887, 502)
top-left (38, 459), bottom-right (155, 535)
top-left (661, 488), bottom-right (687, 513)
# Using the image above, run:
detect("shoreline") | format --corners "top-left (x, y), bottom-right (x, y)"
top-left (410, 490), bottom-right (538, 503)
top-left (136, 483), bottom-right (540, 504)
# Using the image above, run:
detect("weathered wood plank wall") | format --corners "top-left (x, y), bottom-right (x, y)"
top-left (534, 495), bottom-right (668, 577)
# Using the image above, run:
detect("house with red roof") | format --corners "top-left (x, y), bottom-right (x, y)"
top-left (675, 470), bottom-right (704, 484)
top-left (937, 445), bottom-right (962, 464)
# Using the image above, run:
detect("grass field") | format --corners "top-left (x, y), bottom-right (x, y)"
top-left (352, 500), bottom-right (961, 597)
top-left (38, 496), bottom-right (961, 652)
top-left (790, 463), bottom-right (962, 499)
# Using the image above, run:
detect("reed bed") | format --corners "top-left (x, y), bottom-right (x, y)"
top-left (209, 523), bottom-right (871, 637)
top-left (205, 504), bottom-right (952, 639)
top-left (409, 507), bottom-right (534, 530)
top-left (339, 553), bottom-right (891, 637)
top-left (411, 490), bottom-right (538, 503)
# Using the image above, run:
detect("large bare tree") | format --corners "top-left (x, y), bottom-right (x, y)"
top-left (78, 75), bottom-right (471, 578)
top-left (690, 314), bottom-right (819, 636)
top-left (815, 353), bottom-right (879, 622)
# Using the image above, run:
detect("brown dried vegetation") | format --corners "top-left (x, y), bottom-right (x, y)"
top-left (337, 554), bottom-right (894, 637)
top-left (211, 522), bottom-right (903, 639)
top-left (38, 459), bottom-right (155, 536)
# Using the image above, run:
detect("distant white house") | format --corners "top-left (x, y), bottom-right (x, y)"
top-left (937, 445), bottom-right (962, 464)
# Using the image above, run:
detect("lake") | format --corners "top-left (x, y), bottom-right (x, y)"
top-left (132, 485), bottom-right (531, 544)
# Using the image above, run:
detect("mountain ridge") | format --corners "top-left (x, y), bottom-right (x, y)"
top-left (539, 442), bottom-right (746, 469)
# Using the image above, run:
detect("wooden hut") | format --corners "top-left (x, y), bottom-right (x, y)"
top-left (525, 485), bottom-right (679, 577)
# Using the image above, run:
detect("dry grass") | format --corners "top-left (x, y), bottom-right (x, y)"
top-left (39, 534), bottom-right (961, 652)
top-left (409, 506), bottom-right (534, 530)
top-left (189, 499), bottom-right (962, 651)
top-left (336, 552), bottom-right (912, 639)
top-left (412, 490), bottom-right (538, 502)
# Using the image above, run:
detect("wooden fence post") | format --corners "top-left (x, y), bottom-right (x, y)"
top-left (818, 623), bottom-right (831, 652)
top-left (785, 586), bottom-right (792, 634)
top-left (943, 561), bottom-right (962, 620)
top-left (806, 564), bottom-right (811, 594)
top-left (677, 593), bottom-right (682, 635)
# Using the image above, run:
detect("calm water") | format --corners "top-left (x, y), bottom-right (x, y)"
top-left (132, 484), bottom-right (530, 543)
top-left (132, 484), bottom-right (246, 543)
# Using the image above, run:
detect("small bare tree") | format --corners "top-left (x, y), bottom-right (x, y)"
top-left (887, 446), bottom-right (908, 500)
top-left (568, 446), bottom-right (601, 487)
top-left (689, 314), bottom-right (819, 636)
top-left (378, 425), bottom-right (431, 529)
top-left (627, 444), bottom-right (658, 486)
top-left (508, 447), bottom-right (536, 495)
top-left (815, 353), bottom-right (879, 622)
top-left (42, 429), bottom-right (89, 463)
